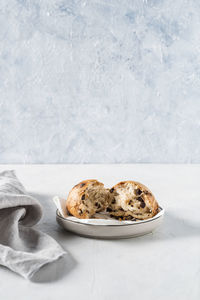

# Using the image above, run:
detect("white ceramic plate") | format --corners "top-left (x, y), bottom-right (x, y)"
top-left (56, 207), bottom-right (164, 239)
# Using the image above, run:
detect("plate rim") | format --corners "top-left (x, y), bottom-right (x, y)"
top-left (56, 206), bottom-right (164, 227)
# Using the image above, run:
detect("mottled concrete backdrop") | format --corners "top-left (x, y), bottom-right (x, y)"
top-left (0, 0), bottom-right (199, 163)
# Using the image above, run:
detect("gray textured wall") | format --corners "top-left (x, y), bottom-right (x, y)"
top-left (0, 0), bottom-right (199, 163)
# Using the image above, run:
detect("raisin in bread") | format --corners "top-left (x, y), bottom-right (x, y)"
top-left (66, 179), bottom-right (110, 219)
top-left (107, 181), bottom-right (159, 220)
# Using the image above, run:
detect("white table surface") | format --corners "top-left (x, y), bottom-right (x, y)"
top-left (0, 164), bottom-right (199, 300)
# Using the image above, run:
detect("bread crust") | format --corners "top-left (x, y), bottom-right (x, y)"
top-left (66, 179), bottom-right (104, 219)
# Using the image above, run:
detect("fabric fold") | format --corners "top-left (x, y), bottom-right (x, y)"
top-left (0, 170), bottom-right (66, 279)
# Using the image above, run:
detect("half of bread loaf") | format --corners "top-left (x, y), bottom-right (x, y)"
top-left (107, 181), bottom-right (159, 220)
top-left (66, 179), bottom-right (110, 219)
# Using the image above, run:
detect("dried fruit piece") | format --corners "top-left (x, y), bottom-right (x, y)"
top-left (140, 201), bottom-right (146, 208)
top-left (80, 183), bottom-right (86, 187)
top-left (137, 196), bottom-right (144, 202)
top-left (135, 188), bottom-right (142, 195)
top-left (106, 207), bottom-right (112, 212)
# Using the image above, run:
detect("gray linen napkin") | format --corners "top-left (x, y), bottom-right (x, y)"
top-left (0, 170), bottom-right (66, 279)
